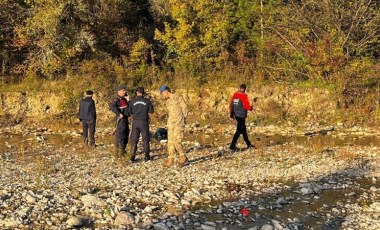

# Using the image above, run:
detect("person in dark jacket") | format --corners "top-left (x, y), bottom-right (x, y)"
top-left (229, 84), bottom-right (254, 151)
top-left (128, 87), bottom-right (154, 162)
top-left (110, 85), bottom-right (130, 157)
top-left (79, 90), bottom-right (96, 147)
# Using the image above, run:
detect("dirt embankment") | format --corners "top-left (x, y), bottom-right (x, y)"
top-left (0, 85), bottom-right (377, 129)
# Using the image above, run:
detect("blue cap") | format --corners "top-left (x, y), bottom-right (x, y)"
top-left (159, 85), bottom-right (169, 93)
top-left (117, 85), bottom-right (126, 91)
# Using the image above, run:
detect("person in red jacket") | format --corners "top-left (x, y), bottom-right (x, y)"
top-left (229, 84), bottom-right (254, 150)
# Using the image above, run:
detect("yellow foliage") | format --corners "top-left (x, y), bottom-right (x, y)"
top-left (129, 38), bottom-right (151, 64)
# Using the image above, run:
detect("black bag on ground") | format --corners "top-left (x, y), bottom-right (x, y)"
top-left (154, 128), bottom-right (168, 141)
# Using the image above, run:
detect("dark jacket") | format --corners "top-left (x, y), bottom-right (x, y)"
top-left (128, 96), bottom-right (154, 121)
top-left (229, 91), bottom-right (253, 119)
top-left (79, 97), bottom-right (96, 121)
top-left (110, 96), bottom-right (129, 119)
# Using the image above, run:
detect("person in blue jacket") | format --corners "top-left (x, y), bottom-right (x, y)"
top-left (79, 90), bottom-right (96, 147)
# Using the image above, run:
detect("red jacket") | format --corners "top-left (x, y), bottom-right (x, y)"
top-left (229, 91), bottom-right (253, 118)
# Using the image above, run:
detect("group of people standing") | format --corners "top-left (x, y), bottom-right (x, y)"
top-left (78, 84), bottom-right (254, 167)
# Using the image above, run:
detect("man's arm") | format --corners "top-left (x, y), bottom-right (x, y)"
top-left (241, 94), bottom-right (253, 111)
top-left (179, 96), bottom-right (188, 118)
top-left (92, 100), bottom-right (96, 120)
top-left (128, 100), bottom-right (133, 115)
top-left (148, 100), bottom-right (154, 114)
top-left (229, 94), bottom-right (235, 119)
top-left (109, 99), bottom-right (121, 116)
top-left (78, 101), bottom-right (82, 121)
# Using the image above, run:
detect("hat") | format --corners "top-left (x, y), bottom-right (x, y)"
top-left (117, 85), bottom-right (126, 91)
top-left (159, 85), bottom-right (169, 94)
top-left (85, 90), bottom-right (94, 95)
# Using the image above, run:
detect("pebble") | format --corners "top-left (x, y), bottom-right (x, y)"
top-left (261, 224), bottom-right (274, 230)
top-left (154, 222), bottom-right (170, 230)
top-left (114, 212), bottom-right (135, 226)
top-left (66, 216), bottom-right (83, 227)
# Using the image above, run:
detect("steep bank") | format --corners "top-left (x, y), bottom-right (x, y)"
top-left (1, 84), bottom-right (378, 129)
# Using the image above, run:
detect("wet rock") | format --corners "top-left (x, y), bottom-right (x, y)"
top-left (114, 211), bottom-right (135, 226)
top-left (272, 220), bottom-right (284, 230)
top-left (223, 202), bottom-right (233, 208)
top-left (300, 183), bottom-right (322, 195)
top-left (201, 223), bottom-right (216, 230)
top-left (248, 227), bottom-right (259, 230)
top-left (154, 222), bottom-right (170, 230)
top-left (261, 224), bottom-right (274, 230)
top-left (275, 197), bottom-right (286, 205)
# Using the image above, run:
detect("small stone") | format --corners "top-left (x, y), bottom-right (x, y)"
top-left (163, 190), bottom-right (178, 200)
top-left (26, 194), bottom-right (37, 204)
top-left (66, 216), bottom-right (84, 227)
top-left (144, 206), bottom-right (153, 213)
top-left (275, 197), bottom-right (286, 205)
top-left (0, 218), bottom-right (18, 228)
top-left (201, 224), bottom-right (216, 230)
top-left (81, 194), bottom-right (106, 207)
top-left (261, 224), bottom-right (274, 230)
top-left (154, 222), bottom-right (170, 230)
top-left (223, 202), bottom-right (233, 208)
top-left (114, 212), bottom-right (135, 226)
top-left (272, 220), bottom-right (283, 230)
top-left (181, 199), bottom-right (191, 206)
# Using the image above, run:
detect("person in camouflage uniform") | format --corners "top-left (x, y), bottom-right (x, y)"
top-left (160, 85), bottom-right (188, 167)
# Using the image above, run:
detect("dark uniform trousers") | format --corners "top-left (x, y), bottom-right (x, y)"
top-left (130, 120), bottom-right (150, 160)
top-left (82, 120), bottom-right (96, 146)
top-left (116, 118), bottom-right (129, 151)
top-left (231, 116), bottom-right (252, 147)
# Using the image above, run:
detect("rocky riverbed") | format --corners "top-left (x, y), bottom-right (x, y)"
top-left (1, 123), bottom-right (380, 229)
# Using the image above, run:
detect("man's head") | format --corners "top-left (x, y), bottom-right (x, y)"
top-left (136, 87), bottom-right (144, 96)
top-left (86, 90), bottom-right (94, 97)
top-left (239, 84), bottom-right (247, 92)
top-left (159, 85), bottom-right (171, 99)
top-left (117, 85), bottom-right (127, 97)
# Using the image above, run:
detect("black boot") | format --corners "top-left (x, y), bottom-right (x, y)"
top-left (247, 143), bottom-right (255, 149)
top-left (120, 148), bottom-right (126, 157)
top-left (229, 144), bottom-right (237, 151)
top-left (83, 138), bottom-right (88, 146)
top-left (144, 154), bottom-right (151, 162)
top-left (114, 148), bottom-right (119, 155)
top-left (129, 145), bottom-right (137, 163)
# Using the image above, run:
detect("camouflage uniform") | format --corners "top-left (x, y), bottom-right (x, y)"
top-left (167, 94), bottom-right (188, 160)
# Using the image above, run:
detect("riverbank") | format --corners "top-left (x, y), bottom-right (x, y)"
top-left (1, 82), bottom-right (379, 129)
top-left (1, 123), bottom-right (380, 229)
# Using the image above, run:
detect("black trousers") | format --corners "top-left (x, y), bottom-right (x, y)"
top-left (82, 120), bottom-right (96, 146)
top-left (231, 116), bottom-right (252, 147)
top-left (115, 118), bottom-right (129, 149)
top-left (130, 120), bottom-right (150, 158)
